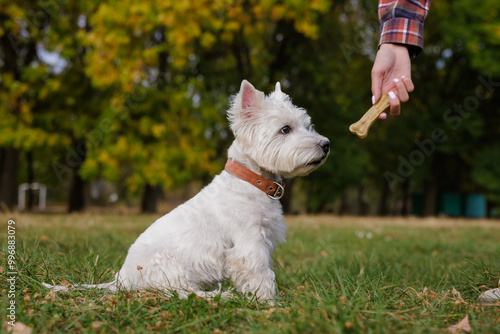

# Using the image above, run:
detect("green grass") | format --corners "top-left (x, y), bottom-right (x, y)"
top-left (1, 214), bottom-right (499, 333)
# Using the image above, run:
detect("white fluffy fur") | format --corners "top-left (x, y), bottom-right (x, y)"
top-left (43, 80), bottom-right (330, 303)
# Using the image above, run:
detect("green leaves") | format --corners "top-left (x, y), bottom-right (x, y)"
top-left (1, 0), bottom-right (499, 212)
top-left (471, 145), bottom-right (500, 203)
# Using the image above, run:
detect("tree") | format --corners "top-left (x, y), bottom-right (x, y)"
top-left (0, 1), bottom-right (69, 210)
top-left (78, 0), bottom-right (332, 213)
top-left (2, 0), bottom-right (498, 216)
top-left (471, 145), bottom-right (500, 205)
top-left (0, 1), bottom-right (112, 212)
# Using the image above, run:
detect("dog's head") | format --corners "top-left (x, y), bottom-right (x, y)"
top-left (228, 80), bottom-right (330, 178)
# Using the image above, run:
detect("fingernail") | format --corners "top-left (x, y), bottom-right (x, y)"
top-left (379, 113), bottom-right (387, 120)
top-left (371, 95), bottom-right (375, 104)
top-left (388, 91), bottom-right (396, 100)
top-left (401, 76), bottom-right (406, 79)
top-left (393, 78), bottom-right (400, 83)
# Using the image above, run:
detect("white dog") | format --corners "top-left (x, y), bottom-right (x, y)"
top-left (44, 80), bottom-right (330, 303)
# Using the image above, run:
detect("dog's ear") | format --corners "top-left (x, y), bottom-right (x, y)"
top-left (228, 80), bottom-right (264, 137)
top-left (270, 82), bottom-right (288, 101)
top-left (239, 80), bottom-right (264, 117)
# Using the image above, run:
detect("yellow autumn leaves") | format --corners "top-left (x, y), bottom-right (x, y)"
top-left (84, 0), bottom-right (330, 92)
top-left (0, 0), bottom-right (332, 195)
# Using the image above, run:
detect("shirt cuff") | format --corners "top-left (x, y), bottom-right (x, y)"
top-left (379, 17), bottom-right (424, 58)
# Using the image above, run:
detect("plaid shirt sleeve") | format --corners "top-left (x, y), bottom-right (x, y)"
top-left (378, 0), bottom-right (431, 58)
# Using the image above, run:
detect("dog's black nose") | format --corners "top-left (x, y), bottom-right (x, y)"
top-left (320, 140), bottom-right (330, 154)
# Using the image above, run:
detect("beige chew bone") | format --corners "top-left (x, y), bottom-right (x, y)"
top-left (349, 93), bottom-right (391, 138)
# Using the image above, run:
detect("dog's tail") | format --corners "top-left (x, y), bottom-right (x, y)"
top-left (42, 279), bottom-right (118, 292)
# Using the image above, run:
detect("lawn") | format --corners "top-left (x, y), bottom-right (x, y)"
top-left (1, 214), bottom-right (499, 333)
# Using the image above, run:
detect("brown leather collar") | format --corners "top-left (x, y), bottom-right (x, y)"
top-left (224, 159), bottom-right (285, 200)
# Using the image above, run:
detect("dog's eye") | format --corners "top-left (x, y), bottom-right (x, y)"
top-left (280, 125), bottom-right (291, 134)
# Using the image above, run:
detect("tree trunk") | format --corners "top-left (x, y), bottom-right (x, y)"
top-left (423, 181), bottom-right (437, 217)
top-left (0, 21), bottom-right (22, 212)
top-left (423, 157), bottom-right (441, 217)
top-left (26, 151), bottom-right (35, 211)
top-left (339, 191), bottom-right (349, 215)
top-left (378, 179), bottom-right (390, 216)
top-left (68, 140), bottom-right (86, 213)
top-left (141, 183), bottom-right (160, 213)
top-left (0, 148), bottom-right (19, 210)
top-left (358, 186), bottom-right (369, 216)
top-left (401, 179), bottom-right (410, 216)
top-left (68, 168), bottom-right (86, 212)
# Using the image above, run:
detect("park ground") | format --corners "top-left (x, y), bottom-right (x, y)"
top-left (1, 214), bottom-right (499, 333)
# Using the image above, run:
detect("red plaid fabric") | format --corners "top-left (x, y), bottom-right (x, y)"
top-left (378, 0), bottom-right (431, 57)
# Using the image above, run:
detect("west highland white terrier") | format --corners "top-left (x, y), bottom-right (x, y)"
top-left (43, 80), bottom-right (330, 303)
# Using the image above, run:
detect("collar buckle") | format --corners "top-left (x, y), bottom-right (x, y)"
top-left (267, 181), bottom-right (285, 200)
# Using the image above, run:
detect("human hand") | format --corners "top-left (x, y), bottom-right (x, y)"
top-left (371, 43), bottom-right (415, 119)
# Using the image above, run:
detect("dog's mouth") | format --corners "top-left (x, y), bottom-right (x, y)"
top-left (307, 154), bottom-right (328, 166)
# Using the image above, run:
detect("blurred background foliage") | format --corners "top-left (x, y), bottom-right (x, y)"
top-left (0, 0), bottom-right (499, 215)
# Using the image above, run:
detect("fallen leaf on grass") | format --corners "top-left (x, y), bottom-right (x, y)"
top-left (263, 308), bottom-right (276, 314)
top-left (446, 315), bottom-right (471, 333)
top-left (451, 287), bottom-right (466, 305)
top-left (44, 290), bottom-right (56, 301)
top-left (91, 322), bottom-right (105, 330)
top-left (5, 322), bottom-right (32, 334)
top-left (421, 287), bottom-right (439, 300)
top-left (344, 321), bottom-right (354, 329)
top-left (387, 312), bottom-right (408, 322)
top-left (61, 279), bottom-right (72, 288)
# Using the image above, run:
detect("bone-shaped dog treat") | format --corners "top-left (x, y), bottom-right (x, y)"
top-left (349, 93), bottom-right (391, 138)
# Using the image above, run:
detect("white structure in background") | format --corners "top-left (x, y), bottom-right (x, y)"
top-left (18, 183), bottom-right (47, 211)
